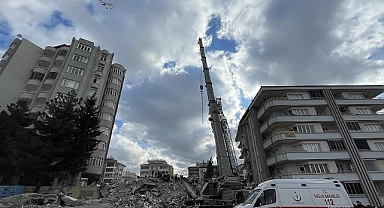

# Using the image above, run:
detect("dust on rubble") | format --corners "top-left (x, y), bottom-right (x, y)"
top-left (0, 177), bottom-right (190, 208)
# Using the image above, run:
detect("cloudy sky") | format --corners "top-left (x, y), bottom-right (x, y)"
top-left (1, 0), bottom-right (383, 175)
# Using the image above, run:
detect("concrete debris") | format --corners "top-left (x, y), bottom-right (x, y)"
top-left (0, 177), bottom-right (190, 208)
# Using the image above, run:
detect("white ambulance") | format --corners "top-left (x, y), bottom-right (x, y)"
top-left (234, 178), bottom-right (353, 208)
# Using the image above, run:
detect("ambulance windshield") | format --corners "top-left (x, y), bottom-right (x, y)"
top-left (243, 189), bottom-right (261, 204)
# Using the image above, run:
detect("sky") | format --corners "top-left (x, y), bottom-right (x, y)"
top-left (0, 0), bottom-right (383, 176)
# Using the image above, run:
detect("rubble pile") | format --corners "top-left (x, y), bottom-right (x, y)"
top-left (0, 177), bottom-right (190, 208)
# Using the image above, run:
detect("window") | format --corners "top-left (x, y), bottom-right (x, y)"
top-left (58, 50), bottom-right (68, 56)
top-left (292, 125), bottom-right (315, 133)
top-left (30, 72), bottom-right (44, 81)
top-left (308, 91), bottom-right (323, 99)
top-left (108, 77), bottom-right (122, 86)
top-left (89, 88), bottom-right (97, 97)
top-left (2, 53), bottom-right (10, 60)
top-left (102, 100), bottom-right (116, 109)
top-left (375, 142), bottom-right (384, 151)
top-left (100, 112), bottom-right (114, 122)
top-left (291, 109), bottom-right (309, 115)
top-left (299, 164), bottom-right (329, 174)
top-left (346, 122), bottom-right (361, 131)
top-left (357, 108), bottom-right (373, 115)
top-left (61, 78), bottom-right (79, 89)
top-left (348, 93), bottom-right (364, 99)
top-left (111, 67), bottom-right (123, 75)
top-left (363, 160), bottom-right (380, 171)
top-left (105, 88), bottom-right (119, 97)
top-left (10, 42), bottom-right (17, 49)
top-left (77, 43), bottom-right (92, 52)
top-left (100, 126), bottom-right (110, 136)
top-left (328, 140), bottom-right (346, 151)
top-left (259, 189), bottom-right (276, 205)
top-left (343, 182), bottom-right (364, 195)
top-left (67, 66), bottom-right (84, 76)
top-left (100, 54), bottom-right (107, 61)
top-left (97, 66), bottom-right (104, 73)
top-left (47, 72), bottom-right (58, 79)
top-left (364, 124), bottom-right (382, 132)
top-left (72, 53), bottom-right (88, 63)
top-left (93, 77), bottom-right (101, 84)
top-left (287, 94), bottom-right (303, 99)
top-left (354, 139), bottom-right (370, 150)
top-left (99, 141), bottom-right (107, 150)
top-left (293, 143), bottom-right (321, 152)
top-left (105, 168), bottom-right (114, 173)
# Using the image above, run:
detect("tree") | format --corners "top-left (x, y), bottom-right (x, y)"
top-left (204, 157), bottom-right (215, 181)
top-left (33, 91), bottom-right (101, 191)
top-left (0, 101), bottom-right (34, 184)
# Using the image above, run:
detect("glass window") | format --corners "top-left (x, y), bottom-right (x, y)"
top-left (72, 53), bottom-right (88, 63)
top-left (299, 164), bottom-right (329, 174)
top-left (357, 108), bottom-right (373, 115)
top-left (67, 66), bottom-right (84, 76)
top-left (343, 182), bottom-right (364, 195)
top-left (30, 72), bottom-right (44, 81)
top-left (364, 124), bottom-right (382, 132)
top-left (58, 50), bottom-right (68, 56)
top-left (47, 72), bottom-right (58, 79)
top-left (291, 109), bottom-right (309, 115)
top-left (61, 78), bottom-right (79, 89)
top-left (346, 122), bottom-right (361, 131)
top-left (97, 66), bottom-right (104, 73)
top-left (108, 77), bottom-right (122, 86)
top-left (77, 43), bottom-right (92, 52)
top-left (354, 140), bottom-right (370, 150)
top-left (292, 125), bottom-right (315, 133)
top-left (363, 160), bottom-right (380, 171)
top-left (375, 142), bottom-right (384, 151)
top-left (100, 54), bottom-right (107, 61)
top-left (262, 189), bottom-right (276, 205)
top-left (100, 126), bottom-right (110, 136)
top-left (287, 94), bottom-right (303, 99)
top-left (308, 91), bottom-right (323, 99)
top-left (93, 77), bottom-right (101, 84)
top-left (105, 88), bottom-right (119, 97)
top-left (244, 189), bottom-right (261, 204)
top-left (328, 140), bottom-right (346, 151)
top-left (348, 93), bottom-right (364, 99)
top-left (102, 100), bottom-right (116, 109)
top-left (100, 112), bottom-right (114, 122)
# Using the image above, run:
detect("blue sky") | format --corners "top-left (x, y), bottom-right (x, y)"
top-left (1, 0), bottom-right (384, 175)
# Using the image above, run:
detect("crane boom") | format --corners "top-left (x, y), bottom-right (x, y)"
top-left (198, 38), bottom-right (238, 177)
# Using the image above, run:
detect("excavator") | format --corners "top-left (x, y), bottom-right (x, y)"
top-left (185, 38), bottom-right (247, 207)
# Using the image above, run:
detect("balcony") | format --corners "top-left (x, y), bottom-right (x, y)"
top-left (32, 66), bottom-right (46, 74)
top-left (343, 113), bottom-right (384, 123)
top-left (26, 79), bottom-right (41, 91)
top-left (257, 97), bottom-right (328, 119)
top-left (336, 99), bottom-right (384, 106)
top-left (43, 79), bottom-right (55, 89)
top-left (271, 171), bottom-right (384, 182)
top-left (44, 46), bottom-right (56, 57)
top-left (19, 91), bottom-right (35, 102)
top-left (55, 55), bottom-right (65, 65)
top-left (260, 115), bottom-right (334, 133)
top-left (266, 151), bottom-right (350, 166)
top-left (37, 91), bottom-right (50, 102)
top-left (30, 105), bottom-right (44, 113)
top-left (360, 151), bottom-right (384, 159)
top-left (350, 131), bottom-right (384, 139)
top-left (38, 56), bottom-right (52, 67)
top-left (263, 131), bottom-right (341, 149)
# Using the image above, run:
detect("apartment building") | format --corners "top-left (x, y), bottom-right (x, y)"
top-left (188, 161), bottom-right (218, 181)
top-left (235, 85), bottom-right (384, 206)
top-left (103, 156), bottom-right (126, 183)
top-left (139, 159), bottom-right (174, 177)
top-left (0, 37), bottom-right (126, 181)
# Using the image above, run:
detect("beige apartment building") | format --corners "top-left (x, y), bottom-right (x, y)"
top-left (103, 156), bottom-right (126, 183)
top-left (0, 37), bottom-right (126, 181)
top-left (140, 159), bottom-right (174, 177)
top-left (235, 85), bottom-right (384, 206)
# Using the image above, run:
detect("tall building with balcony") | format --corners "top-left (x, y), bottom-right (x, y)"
top-left (235, 85), bottom-right (384, 206)
top-left (103, 156), bottom-right (126, 183)
top-left (0, 37), bottom-right (126, 181)
top-left (139, 159), bottom-right (174, 177)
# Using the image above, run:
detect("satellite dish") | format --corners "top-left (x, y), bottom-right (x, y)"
top-left (17, 34), bottom-right (22, 39)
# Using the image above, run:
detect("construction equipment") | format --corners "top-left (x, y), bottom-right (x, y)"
top-left (186, 38), bottom-right (244, 207)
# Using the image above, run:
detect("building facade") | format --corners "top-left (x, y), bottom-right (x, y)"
top-left (103, 156), bottom-right (126, 183)
top-left (187, 161), bottom-right (218, 182)
top-left (139, 159), bottom-right (174, 177)
top-left (235, 85), bottom-right (384, 206)
top-left (0, 37), bottom-right (126, 181)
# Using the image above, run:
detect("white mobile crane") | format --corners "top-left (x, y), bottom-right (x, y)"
top-left (190, 38), bottom-right (245, 207)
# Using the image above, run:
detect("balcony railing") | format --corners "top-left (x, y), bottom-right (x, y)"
top-left (258, 96), bottom-right (325, 114)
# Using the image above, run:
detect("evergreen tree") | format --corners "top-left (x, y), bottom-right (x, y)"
top-left (204, 157), bottom-right (214, 181)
